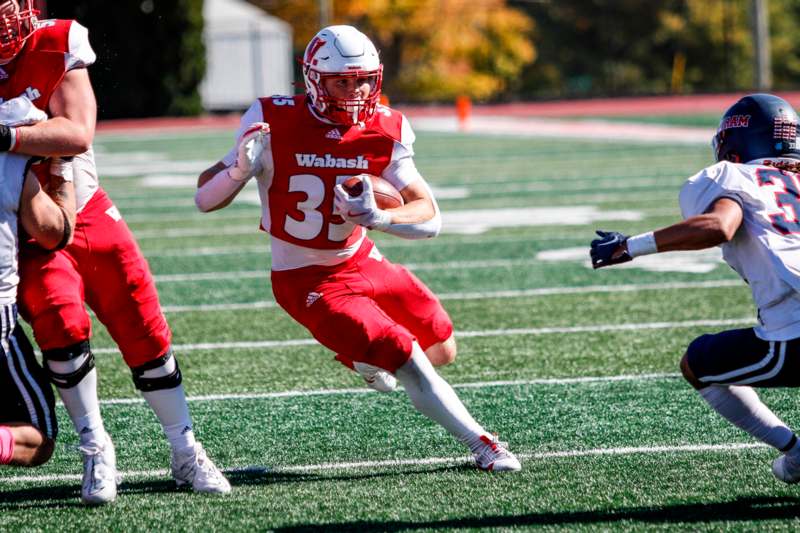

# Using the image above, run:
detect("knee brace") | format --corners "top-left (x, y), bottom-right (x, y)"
top-left (42, 340), bottom-right (95, 389)
top-left (131, 350), bottom-right (182, 392)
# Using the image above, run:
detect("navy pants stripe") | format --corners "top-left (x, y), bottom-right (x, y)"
top-left (687, 327), bottom-right (800, 388)
top-left (0, 303), bottom-right (57, 438)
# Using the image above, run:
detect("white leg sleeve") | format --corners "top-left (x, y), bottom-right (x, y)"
top-left (395, 342), bottom-right (487, 452)
top-left (142, 386), bottom-right (197, 453)
top-left (699, 384), bottom-right (795, 450)
top-left (137, 354), bottom-right (197, 453)
top-left (47, 355), bottom-right (106, 448)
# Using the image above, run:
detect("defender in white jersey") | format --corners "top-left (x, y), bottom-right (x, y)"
top-left (590, 93), bottom-right (800, 484)
top-left (0, 96), bottom-right (75, 467)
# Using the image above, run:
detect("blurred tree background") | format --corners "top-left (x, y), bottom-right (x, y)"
top-left (510, 0), bottom-right (785, 99)
top-left (34, 0), bottom-right (800, 116)
top-left (257, 0), bottom-right (800, 102)
top-left (254, 0), bottom-right (535, 101)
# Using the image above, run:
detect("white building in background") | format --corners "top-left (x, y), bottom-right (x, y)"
top-left (201, 0), bottom-right (293, 111)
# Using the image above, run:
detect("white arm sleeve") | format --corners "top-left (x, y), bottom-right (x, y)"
top-left (379, 116), bottom-right (441, 239)
top-left (194, 167), bottom-right (245, 212)
top-left (381, 177), bottom-right (442, 240)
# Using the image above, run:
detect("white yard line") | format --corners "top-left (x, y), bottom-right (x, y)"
top-left (136, 225), bottom-right (259, 240)
top-left (154, 270), bottom-right (266, 282)
top-left (151, 260), bottom-right (541, 282)
top-left (150, 257), bottom-right (729, 282)
top-left (160, 279), bottom-right (742, 313)
top-left (0, 442), bottom-right (767, 484)
top-left (140, 234), bottom-right (582, 258)
top-left (97, 373), bottom-right (681, 406)
top-left (91, 317), bottom-right (754, 355)
top-left (279, 442), bottom-right (768, 473)
top-left (144, 245), bottom-right (268, 258)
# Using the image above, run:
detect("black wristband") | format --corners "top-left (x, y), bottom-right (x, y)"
top-left (51, 206), bottom-right (73, 251)
top-left (0, 124), bottom-right (13, 152)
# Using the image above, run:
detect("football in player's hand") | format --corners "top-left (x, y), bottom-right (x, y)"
top-left (343, 174), bottom-right (404, 209)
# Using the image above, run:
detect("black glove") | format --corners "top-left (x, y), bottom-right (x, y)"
top-left (590, 230), bottom-right (632, 269)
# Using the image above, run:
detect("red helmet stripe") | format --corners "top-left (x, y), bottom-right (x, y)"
top-left (304, 37), bottom-right (326, 65)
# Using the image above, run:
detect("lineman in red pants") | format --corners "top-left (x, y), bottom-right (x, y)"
top-left (0, 1), bottom-right (230, 503)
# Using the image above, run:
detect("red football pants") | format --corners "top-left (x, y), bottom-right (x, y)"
top-left (271, 241), bottom-right (453, 373)
top-left (18, 188), bottom-right (171, 368)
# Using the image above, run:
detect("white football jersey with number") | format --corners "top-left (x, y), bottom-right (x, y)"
top-left (679, 160), bottom-right (800, 340)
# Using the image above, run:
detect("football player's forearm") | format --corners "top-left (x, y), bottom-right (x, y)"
top-left (650, 215), bottom-right (734, 252)
top-left (13, 118), bottom-right (93, 157)
top-left (651, 199), bottom-right (742, 252)
top-left (381, 210), bottom-right (441, 239)
top-left (385, 198), bottom-right (435, 224)
top-left (624, 198), bottom-right (742, 255)
top-left (195, 166), bottom-right (247, 212)
top-left (47, 177), bottom-right (76, 234)
top-left (23, 192), bottom-right (72, 249)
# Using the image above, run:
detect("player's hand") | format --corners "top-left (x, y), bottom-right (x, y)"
top-left (229, 122), bottom-right (270, 182)
top-left (590, 230), bottom-right (632, 269)
top-left (333, 176), bottom-right (391, 230)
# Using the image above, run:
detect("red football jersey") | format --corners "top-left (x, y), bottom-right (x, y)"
top-left (0, 19), bottom-right (98, 209)
top-left (0, 19), bottom-right (92, 111)
top-left (261, 95), bottom-right (403, 250)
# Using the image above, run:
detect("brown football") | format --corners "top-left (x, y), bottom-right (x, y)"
top-left (342, 174), bottom-right (404, 209)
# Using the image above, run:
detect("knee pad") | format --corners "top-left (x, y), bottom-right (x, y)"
top-left (42, 340), bottom-right (95, 389)
top-left (131, 349), bottom-right (182, 392)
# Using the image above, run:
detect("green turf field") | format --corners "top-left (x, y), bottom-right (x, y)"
top-left (582, 114), bottom-right (721, 128)
top-left (4, 124), bottom-right (800, 532)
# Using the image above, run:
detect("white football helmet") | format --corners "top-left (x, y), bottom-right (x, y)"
top-left (0, 0), bottom-right (38, 65)
top-left (303, 25), bottom-right (383, 125)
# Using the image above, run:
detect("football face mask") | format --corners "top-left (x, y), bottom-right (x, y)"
top-left (313, 69), bottom-right (382, 126)
top-left (303, 25), bottom-right (383, 126)
top-left (0, 0), bottom-right (38, 65)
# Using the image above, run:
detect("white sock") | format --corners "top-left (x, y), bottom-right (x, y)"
top-left (47, 356), bottom-right (106, 449)
top-left (141, 385), bottom-right (196, 453)
top-left (395, 342), bottom-right (487, 452)
top-left (699, 384), bottom-right (796, 450)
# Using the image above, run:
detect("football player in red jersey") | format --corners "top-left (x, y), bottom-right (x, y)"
top-left (0, 1), bottom-right (230, 503)
top-left (196, 25), bottom-right (521, 472)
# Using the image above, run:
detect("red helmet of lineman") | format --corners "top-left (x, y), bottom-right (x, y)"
top-left (0, 0), bottom-right (39, 64)
top-left (302, 25), bottom-right (383, 126)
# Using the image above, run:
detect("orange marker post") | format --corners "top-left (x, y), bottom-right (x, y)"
top-left (456, 95), bottom-right (471, 131)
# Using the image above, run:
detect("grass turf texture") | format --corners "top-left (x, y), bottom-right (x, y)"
top-left (4, 125), bottom-right (799, 531)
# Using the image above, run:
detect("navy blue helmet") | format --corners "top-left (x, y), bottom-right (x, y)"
top-left (712, 93), bottom-right (800, 163)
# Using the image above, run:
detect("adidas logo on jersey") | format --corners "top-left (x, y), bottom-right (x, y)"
top-left (306, 292), bottom-right (323, 307)
top-left (295, 153), bottom-right (369, 170)
top-left (325, 128), bottom-right (342, 140)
